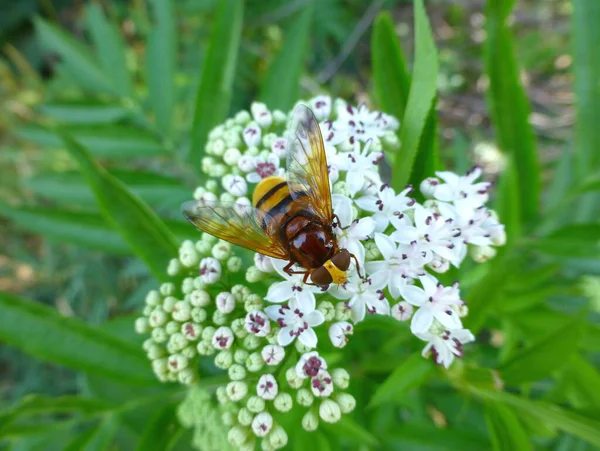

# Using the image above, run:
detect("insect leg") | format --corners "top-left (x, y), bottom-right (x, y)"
top-left (284, 261), bottom-right (309, 275)
top-left (332, 214), bottom-right (351, 230)
top-left (349, 253), bottom-right (364, 279)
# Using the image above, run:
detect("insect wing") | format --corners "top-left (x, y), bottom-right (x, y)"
top-left (285, 104), bottom-right (334, 224)
top-left (181, 200), bottom-right (289, 260)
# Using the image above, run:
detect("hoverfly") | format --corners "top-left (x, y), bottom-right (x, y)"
top-left (182, 105), bottom-right (361, 288)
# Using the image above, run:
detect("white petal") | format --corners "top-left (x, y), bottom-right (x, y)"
top-left (265, 281), bottom-right (294, 303)
top-left (278, 327), bottom-right (295, 346)
top-left (298, 328), bottom-right (318, 348)
top-left (346, 171), bottom-right (365, 197)
top-left (345, 240), bottom-right (365, 267)
top-left (372, 214), bottom-right (389, 233)
top-left (436, 171), bottom-right (460, 186)
top-left (419, 274), bottom-right (439, 296)
top-left (433, 245), bottom-right (458, 262)
top-left (434, 309), bottom-right (462, 330)
top-left (350, 298), bottom-right (366, 323)
top-left (369, 271), bottom-right (388, 290)
top-left (365, 260), bottom-right (387, 274)
top-left (433, 184), bottom-right (455, 202)
top-left (350, 217), bottom-right (375, 239)
top-left (410, 308), bottom-right (433, 334)
top-left (305, 310), bottom-right (325, 327)
top-left (354, 195), bottom-right (378, 212)
top-left (332, 194), bottom-right (353, 227)
top-left (391, 226), bottom-right (419, 243)
top-left (401, 285), bottom-right (427, 307)
top-left (295, 290), bottom-right (316, 312)
top-left (374, 233), bottom-right (397, 260)
top-left (328, 284), bottom-right (355, 300)
top-left (246, 172), bottom-right (262, 184)
top-left (264, 305), bottom-right (282, 321)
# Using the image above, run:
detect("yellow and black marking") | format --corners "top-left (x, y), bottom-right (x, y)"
top-left (323, 260), bottom-right (347, 284)
top-left (253, 176), bottom-right (309, 231)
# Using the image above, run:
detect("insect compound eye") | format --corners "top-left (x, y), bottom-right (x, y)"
top-left (311, 266), bottom-right (333, 287)
top-left (331, 249), bottom-right (351, 271)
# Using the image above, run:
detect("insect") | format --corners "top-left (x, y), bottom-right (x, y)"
top-left (182, 104), bottom-right (362, 288)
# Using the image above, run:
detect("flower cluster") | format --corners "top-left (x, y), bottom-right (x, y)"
top-left (136, 97), bottom-right (506, 450)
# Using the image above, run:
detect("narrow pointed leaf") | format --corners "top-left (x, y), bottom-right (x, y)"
top-left (485, 402), bottom-right (532, 451)
top-left (40, 102), bottom-right (129, 124)
top-left (391, 0), bottom-right (438, 190)
top-left (0, 291), bottom-right (155, 385)
top-left (259, 4), bottom-right (313, 110)
top-left (60, 133), bottom-right (179, 281)
top-left (190, 0), bottom-right (244, 173)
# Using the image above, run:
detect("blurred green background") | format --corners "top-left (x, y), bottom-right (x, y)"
top-left (1, 0), bottom-right (600, 449)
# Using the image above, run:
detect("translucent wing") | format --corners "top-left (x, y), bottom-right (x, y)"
top-left (286, 104), bottom-right (333, 224)
top-left (181, 200), bottom-right (289, 260)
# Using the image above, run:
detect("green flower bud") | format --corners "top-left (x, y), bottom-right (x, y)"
top-left (181, 346), bottom-right (197, 359)
top-left (235, 110), bottom-right (251, 125)
top-left (273, 392), bottom-right (293, 412)
top-left (216, 386), bottom-right (228, 404)
top-left (195, 240), bottom-right (212, 254)
top-left (181, 322), bottom-right (201, 341)
top-left (335, 393), bottom-right (356, 413)
top-left (202, 326), bottom-right (216, 341)
top-left (232, 284), bottom-right (251, 303)
top-left (247, 395), bottom-right (266, 413)
top-left (222, 411), bottom-right (236, 427)
top-left (196, 340), bottom-right (213, 356)
top-left (162, 296), bottom-right (177, 313)
top-left (179, 246), bottom-right (200, 268)
top-left (213, 310), bottom-right (229, 326)
top-left (190, 289), bottom-right (210, 307)
top-left (151, 327), bottom-right (168, 343)
top-left (334, 301), bottom-right (352, 321)
top-left (243, 334), bottom-right (261, 351)
top-left (142, 305), bottom-right (153, 316)
top-left (364, 241), bottom-right (381, 260)
top-left (229, 364), bottom-right (247, 381)
top-left (147, 344), bottom-right (164, 360)
top-left (332, 180), bottom-right (350, 197)
top-left (469, 244), bottom-right (497, 263)
top-left (319, 399), bottom-right (341, 423)
top-left (234, 349), bottom-right (249, 364)
top-left (331, 368), bottom-right (350, 389)
top-left (167, 333), bottom-right (189, 353)
top-left (232, 318), bottom-right (249, 338)
top-left (215, 350), bottom-right (234, 369)
top-left (317, 301), bottom-right (335, 322)
top-left (159, 283), bottom-right (176, 297)
top-left (167, 258), bottom-right (182, 276)
top-left (238, 407), bottom-right (254, 427)
top-left (212, 242), bottom-right (232, 261)
top-left (301, 410), bottom-right (319, 432)
top-left (272, 110), bottom-right (287, 125)
top-left (227, 381), bottom-right (248, 402)
top-left (285, 367), bottom-right (303, 389)
top-left (245, 266), bottom-right (265, 284)
top-left (268, 425), bottom-right (288, 449)
top-left (224, 147), bottom-right (242, 166)
top-left (297, 388), bottom-right (314, 407)
top-left (142, 338), bottom-right (154, 352)
top-left (145, 290), bottom-right (161, 306)
top-left (135, 317), bottom-right (150, 334)
top-left (262, 132), bottom-right (277, 149)
top-left (181, 277), bottom-right (195, 295)
top-left (245, 352), bottom-right (264, 372)
top-left (227, 256), bottom-right (243, 273)
top-left (149, 309), bottom-right (167, 328)
top-left (152, 358), bottom-right (168, 374)
top-left (165, 321), bottom-right (180, 336)
top-left (177, 368), bottom-right (197, 385)
top-left (167, 354), bottom-right (188, 372)
top-left (172, 301), bottom-right (192, 322)
top-left (251, 411), bottom-right (273, 437)
top-left (294, 340), bottom-right (311, 354)
top-left (244, 295), bottom-right (262, 313)
top-left (191, 307), bottom-right (207, 323)
top-left (212, 139), bottom-right (226, 157)
top-left (228, 425), bottom-right (249, 447)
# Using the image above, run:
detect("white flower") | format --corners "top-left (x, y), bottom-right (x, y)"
top-left (212, 326), bottom-right (234, 350)
top-left (356, 185), bottom-right (415, 232)
top-left (271, 137), bottom-right (287, 158)
top-left (295, 351), bottom-right (327, 379)
top-left (393, 205), bottom-right (458, 265)
top-left (264, 299), bottom-right (324, 348)
top-left (366, 233), bottom-right (425, 299)
top-left (328, 273), bottom-right (389, 323)
top-left (251, 102), bottom-right (273, 128)
top-left (245, 154), bottom-right (283, 183)
top-left (333, 104), bottom-right (392, 142)
top-left (243, 122), bottom-right (262, 146)
top-left (245, 310), bottom-right (271, 337)
top-left (332, 194), bottom-right (375, 264)
top-left (391, 301), bottom-right (413, 321)
top-left (417, 327), bottom-right (475, 369)
top-left (254, 253), bottom-right (275, 273)
top-left (265, 259), bottom-right (320, 310)
top-left (332, 140), bottom-right (383, 197)
top-left (222, 174), bottom-right (247, 197)
top-left (257, 374), bottom-right (278, 400)
top-left (400, 275), bottom-right (463, 334)
top-left (420, 177), bottom-right (440, 198)
top-left (310, 95), bottom-right (332, 121)
top-left (199, 257), bottom-right (221, 284)
top-left (328, 322), bottom-right (353, 348)
top-left (311, 371), bottom-right (334, 397)
top-left (251, 412), bottom-right (273, 437)
top-left (261, 344), bottom-right (285, 366)
top-left (433, 167), bottom-right (491, 215)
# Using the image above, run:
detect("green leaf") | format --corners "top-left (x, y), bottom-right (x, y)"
top-left (369, 352), bottom-right (433, 407)
top-left (60, 133), bottom-right (179, 281)
top-left (135, 403), bottom-right (181, 451)
top-left (371, 11), bottom-right (439, 189)
top-left (562, 354), bottom-right (600, 408)
top-left (27, 170), bottom-right (191, 210)
top-left (469, 388), bottom-right (600, 448)
top-left (484, 0), bottom-right (539, 225)
top-left (385, 422), bottom-right (490, 450)
top-left (64, 416), bottom-right (119, 451)
top-left (573, 0), bottom-right (600, 221)
top-left (40, 102), bottom-right (129, 124)
top-left (0, 291), bottom-right (156, 385)
top-left (529, 224), bottom-right (600, 258)
top-left (500, 310), bottom-right (586, 384)
top-left (391, 0), bottom-right (439, 191)
top-left (86, 3), bottom-right (132, 97)
top-left (33, 17), bottom-right (116, 96)
top-left (485, 402), bottom-right (532, 451)
top-left (322, 416), bottom-right (378, 447)
top-left (259, 4), bottom-right (313, 110)
top-left (0, 202), bottom-right (129, 254)
top-left (146, 0), bottom-right (177, 136)
top-left (17, 125), bottom-right (167, 158)
top-left (189, 0), bottom-right (244, 174)
top-left (371, 12), bottom-right (411, 119)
